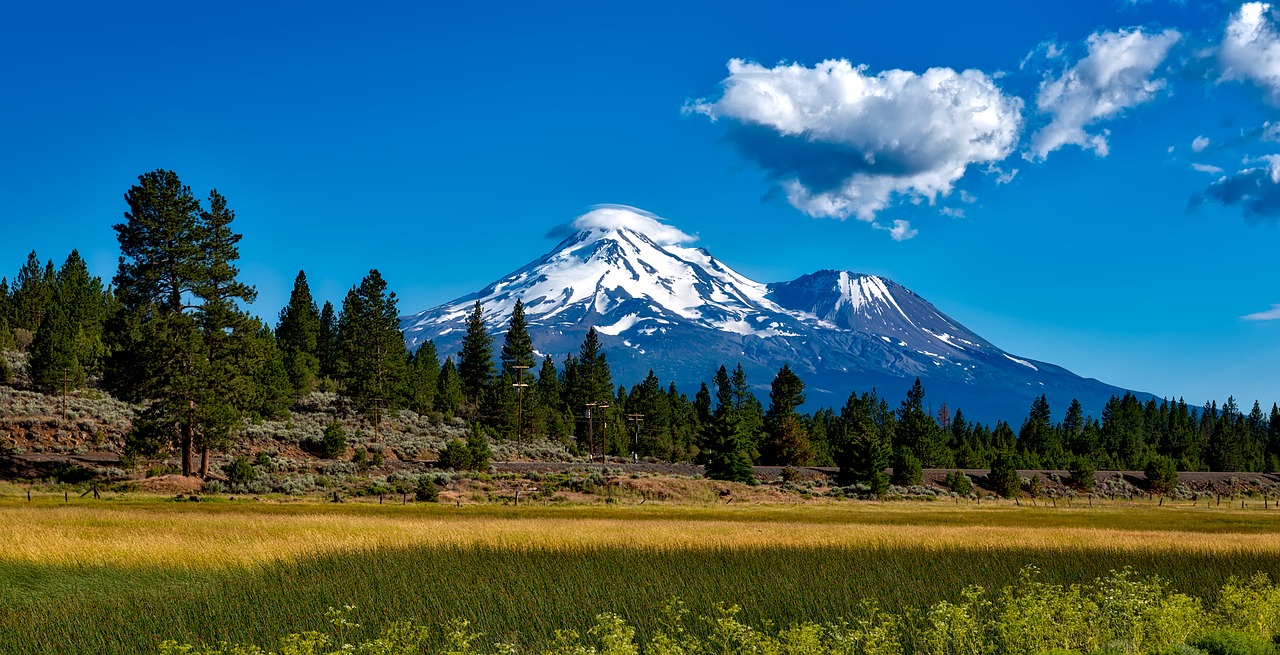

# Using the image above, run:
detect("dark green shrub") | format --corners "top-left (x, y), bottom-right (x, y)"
top-left (1026, 473), bottom-right (1043, 498)
top-left (352, 448), bottom-right (369, 471)
top-left (254, 451), bottom-right (272, 468)
top-left (1145, 455), bottom-right (1179, 495)
top-left (439, 438), bottom-right (473, 471)
top-left (467, 424), bottom-right (491, 471)
top-left (943, 470), bottom-right (973, 495)
top-left (989, 451), bottom-right (1020, 498)
top-left (890, 449), bottom-right (922, 486)
top-left (321, 422), bottom-right (347, 459)
top-left (1188, 630), bottom-right (1276, 655)
top-left (225, 455), bottom-right (257, 486)
top-left (415, 478), bottom-right (439, 502)
top-left (1068, 456), bottom-right (1096, 492)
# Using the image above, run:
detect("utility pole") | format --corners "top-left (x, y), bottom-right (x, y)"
top-left (585, 402), bottom-right (610, 462)
top-left (626, 413), bottom-right (644, 459)
top-left (512, 364), bottom-right (530, 460)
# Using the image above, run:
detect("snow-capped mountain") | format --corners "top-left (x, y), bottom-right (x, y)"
top-left (402, 206), bottom-right (1142, 422)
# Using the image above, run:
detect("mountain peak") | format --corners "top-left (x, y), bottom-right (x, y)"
top-left (403, 208), bottom-right (1144, 423)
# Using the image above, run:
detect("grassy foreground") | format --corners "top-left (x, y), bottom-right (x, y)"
top-left (2, 498), bottom-right (1280, 654)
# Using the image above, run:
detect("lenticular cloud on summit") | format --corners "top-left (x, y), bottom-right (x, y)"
top-left (689, 58), bottom-right (1024, 231)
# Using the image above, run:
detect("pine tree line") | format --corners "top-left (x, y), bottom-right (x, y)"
top-left (3, 169), bottom-right (1280, 478)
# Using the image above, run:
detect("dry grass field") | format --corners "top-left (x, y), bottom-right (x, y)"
top-left (3, 495), bottom-right (1280, 654)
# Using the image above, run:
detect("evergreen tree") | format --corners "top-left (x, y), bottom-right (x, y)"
top-left (534, 355), bottom-right (567, 443)
top-left (317, 300), bottom-right (339, 379)
top-left (12, 250), bottom-right (52, 333)
top-left (1061, 398), bottom-right (1086, 455)
top-left (406, 341), bottom-right (440, 414)
top-left (694, 382), bottom-right (712, 428)
top-left (712, 365), bottom-right (733, 414)
top-left (275, 270), bottom-right (321, 399)
top-left (1209, 397), bottom-right (1247, 472)
top-left (1018, 395), bottom-right (1062, 468)
top-left (435, 356), bottom-right (464, 415)
top-left (337, 270), bottom-right (407, 437)
top-left (762, 364), bottom-right (810, 465)
top-left (896, 378), bottom-right (949, 467)
top-left (1268, 404), bottom-right (1280, 472)
top-left (53, 250), bottom-right (109, 375)
top-left (576, 327), bottom-right (613, 405)
top-left (699, 408), bottom-right (755, 484)
top-left (989, 450), bottom-right (1021, 498)
top-left (0, 277), bottom-right (10, 331)
top-left (890, 447), bottom-right (923, 485)
top-left (0, 316), bottom-right (14, 352)
top-left (457, 301), bottom-right (494, 405)
top-left (244, 322), bottom-right (292, 420)
top-left (728, 364), bottom-right (765, 458)
top-left (467, 422), bottom-right (492, 470)
top-left (627, 370), bottom-right (672, 458)
top-left (107, 170), bottom-right (248, 477)
top-left (835, 390), bottom-right (891, 493)
top-left (191, 189), bottom-right (260, 477)
top-left (500, 298), bottom-right (535, 376)
top-left (28, 301), bottom-right (85, 393)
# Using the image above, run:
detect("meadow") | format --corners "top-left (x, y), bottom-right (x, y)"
top-left (3, 495), bottom-right (1280, 654)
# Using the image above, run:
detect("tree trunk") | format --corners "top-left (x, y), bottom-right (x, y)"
top-left (199, 442), bottom-right (210, 479)
top-left (181, 401), bottom-right (194, 477)
top-left (181, 428), bottom-right (193, 476)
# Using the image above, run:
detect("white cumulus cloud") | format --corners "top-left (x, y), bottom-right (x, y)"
top-left (1242, 303), bottom-right (1280, 320)
top-left (1221, 2), bottom-right (1280, 105)
top-left (1029, 28), bottom-right (1182, 159)
top-left (551, 205), bottom-right (697, 246)
top-left (873, 219), bottom-right (919, 241)
top-left (1192, 162), bottom-right (1225, 174)
top-left (689, 58), bottom-right (1023, 229)
top-left (1192, 135), bottom-right (1211, 152)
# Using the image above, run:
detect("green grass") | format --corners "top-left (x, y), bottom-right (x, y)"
top-left (3, 500), bottom-right (1280, 654)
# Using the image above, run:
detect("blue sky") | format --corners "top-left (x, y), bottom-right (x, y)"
top-left (2, 0), bottom-right (1278, 408)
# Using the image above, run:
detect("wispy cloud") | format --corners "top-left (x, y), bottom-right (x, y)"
top-left (1029, 28), bottom-right (1182, 159)
top-left (1192, 162), bottom-right (1225, 174)
top-left (547, 205), bottom-right (697, 246)
top-left (1242, 303), bottom-right (1280, 320)
top-left (873, 219), bottom-right (919, 241)
top-left (689, 59), bottom-right (1022, 233)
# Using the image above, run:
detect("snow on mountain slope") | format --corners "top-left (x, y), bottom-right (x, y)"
top-left (402, 206), bottom-right (807, 350)
top-left (401, 206), bottom-right (1146, 422)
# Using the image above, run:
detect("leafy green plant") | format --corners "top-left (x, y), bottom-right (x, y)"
top-left (1188, 629), bottom-right (1276, 655)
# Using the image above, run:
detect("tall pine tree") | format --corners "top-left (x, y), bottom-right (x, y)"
top-left (276, 270), bottom-right (322, 399)
top-left (500, 299), bottom-right (535, 376)
top-left (457, 301), bottom-right (494, 405)
top-left (337, 269), bottom-right (407, 437)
